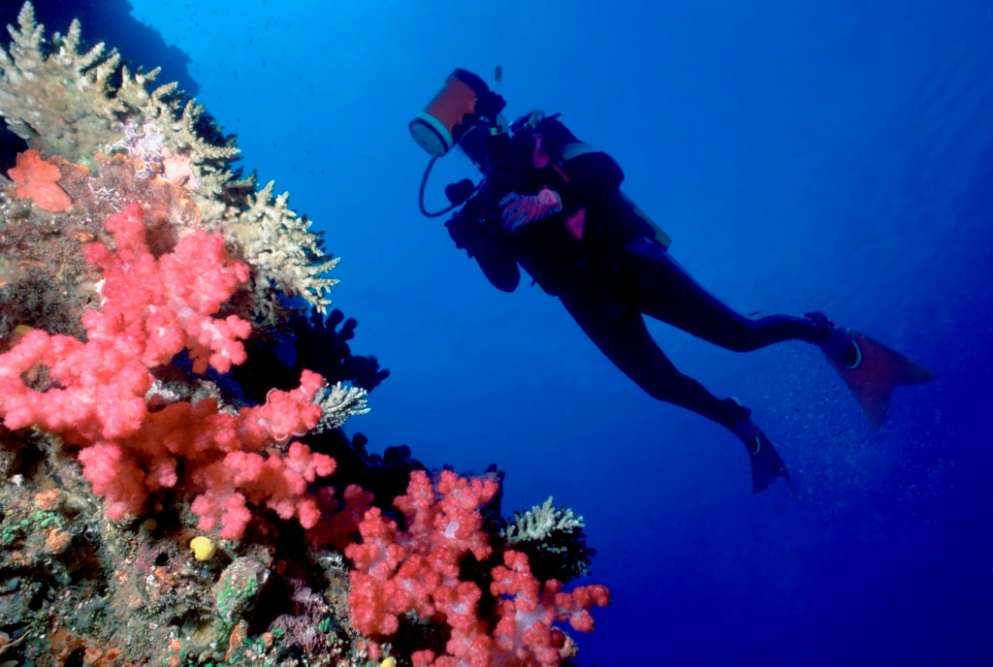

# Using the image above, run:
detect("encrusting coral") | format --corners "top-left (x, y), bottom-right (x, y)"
top-left (7, 148), bottom-right (71, 212)
top-left (0, 3), bottom-right (609, 665)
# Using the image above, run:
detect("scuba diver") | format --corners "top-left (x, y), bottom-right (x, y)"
top-left (409, 69), bottom-right (933, 492)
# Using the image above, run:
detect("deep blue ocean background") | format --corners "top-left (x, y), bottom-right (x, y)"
top-left (70, 0), bottom-right (993, 663)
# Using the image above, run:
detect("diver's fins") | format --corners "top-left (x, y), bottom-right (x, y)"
top-left (729, 405), bottom-right (792, 493)
top-left (821, 327), bottom-right (933, 428)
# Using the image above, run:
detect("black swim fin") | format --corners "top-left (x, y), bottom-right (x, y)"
top-left (728, 399), bottom-right (792, 493)
top-left (740, 420), bottom-right (792, 493)
top-left (820, 327), bottom-right (933, 428)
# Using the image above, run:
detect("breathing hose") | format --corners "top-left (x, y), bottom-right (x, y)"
top-left (418, 156), bottom-right (481, 218)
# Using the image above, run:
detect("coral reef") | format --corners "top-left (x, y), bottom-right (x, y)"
top-left (0, 2), bottom-right (336, 319)
top-left (503, 498), bottom-right (594, 583)
top-left (0, 4), bottom-right (609, 666)
top-left (0, 0), bottom-right (200, 102)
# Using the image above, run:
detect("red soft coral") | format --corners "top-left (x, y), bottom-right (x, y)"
top-left (0, 203), bottom-right (250, 442)
top-left (82, 202), bottom-right (252, 373)
top-left (345, 470), bottom-right (498, 637)
top-left (345, 470), bottom-right (608, 666)
top-left (190, 441), bottom-right (335, 539)
top-left (0, 203), bottom-right (335, 537)
top-left (491, 550), bottom-right (610, 666)
top-left (7, 148), bottom-right (72, 212)
top-left (0, 328), bottom-right (152, 444)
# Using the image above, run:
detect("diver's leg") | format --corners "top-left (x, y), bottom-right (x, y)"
top-left (560, 294), bottom-right (790, 491)
top-left (627, 239), bottom-right (829, 351)
top-left (562, 293), bottom-right (792, 491)
top-left (559, 295), bottom-right (747, 429)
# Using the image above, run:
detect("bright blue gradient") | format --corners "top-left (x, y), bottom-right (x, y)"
top-left (127, 1), bottom-right (993, 664)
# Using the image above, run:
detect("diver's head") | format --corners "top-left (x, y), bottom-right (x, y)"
top-left (510, 109), bottom-right (548, 136)
top-left (408, 68), bottom-right (507, 159)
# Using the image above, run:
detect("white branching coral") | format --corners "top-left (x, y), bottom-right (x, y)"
top-left (314, 382), bottom-right (370, 432)
top-left (504, 496), bottom-right (585, 544)
top-left (0, 4), bottom-right (119, 160)
top-left (0, 2), bottom-right (337, 317)
top-left (0, 3), bottom-right (235, 174)
top-left (224, 180), bottom-right (340, 317)
top-left (503, 497), bottom-right (593, 581)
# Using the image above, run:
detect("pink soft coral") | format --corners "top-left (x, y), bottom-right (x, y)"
top-left (490, 550), bottom-right (610, 665)
top-left (346, 470), bottom-right (608, 666)
top-left (191, 440), bottom-right (335, 540)
top-left (0, 203), bottom-right (335, 538)
top-left (0, 203), bottom-right (251, 442)
top-left (7, 148), bottom-right (72, 213)
top-left (82, 202), bottom-right (252, 373)
top-left (346, 470), bottom-right (499, 637)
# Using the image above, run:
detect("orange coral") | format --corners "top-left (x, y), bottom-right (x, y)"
top-left (7, 148), bottom-right (72, 213)
top-left (34, 488), bottom-right (62, 510)
top-left (49, 627), bottom-right (123, 666)
top-left (45, 529), bottom-right (72, 554)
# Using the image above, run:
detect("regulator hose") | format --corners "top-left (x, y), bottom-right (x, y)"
top-left (418, 156), bottom-right (475, 218)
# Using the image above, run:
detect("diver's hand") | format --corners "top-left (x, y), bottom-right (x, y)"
top-left (500, 188), bottom-right (563, 232)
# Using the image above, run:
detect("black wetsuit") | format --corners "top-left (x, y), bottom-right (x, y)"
top-left (450, 118), bottom-right (829, 432)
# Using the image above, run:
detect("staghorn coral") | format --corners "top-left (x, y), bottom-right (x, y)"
top-left (0, 2), bottom-right (230, 174)
top-left (0, 2), bottom-right (337, 317)
top-left (224, 179), bottom-right (340, 319)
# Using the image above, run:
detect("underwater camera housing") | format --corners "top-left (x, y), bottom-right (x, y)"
top-left (409, 68), bottom-right (506, 159)
top-left (410, 68), bottom-right (512, 218)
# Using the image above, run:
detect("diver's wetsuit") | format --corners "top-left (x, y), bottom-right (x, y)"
top-left (559, 237), bottom-right (827, 429)
top-left (452, 117), bottom-right (830, 431)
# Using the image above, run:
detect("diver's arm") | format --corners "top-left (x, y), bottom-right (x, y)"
top-left (500, 188), bottom-right (563, 232)
top-left (556, 151), bottom-right (625, 207)
top-left (446, 216), bottom-right (521, 292)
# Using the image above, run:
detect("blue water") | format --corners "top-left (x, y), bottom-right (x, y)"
top-left (113, 1), bottom-right (993, 663)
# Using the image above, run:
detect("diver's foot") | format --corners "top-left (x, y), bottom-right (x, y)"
top-left (732, 418), bottom-right (790, 493)
top-left (727, 399), bottom-right (791, 493)
top-left (803, 311), bottom-right (841, 344)
top-left (813, 320), bottom-right (862, 369)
